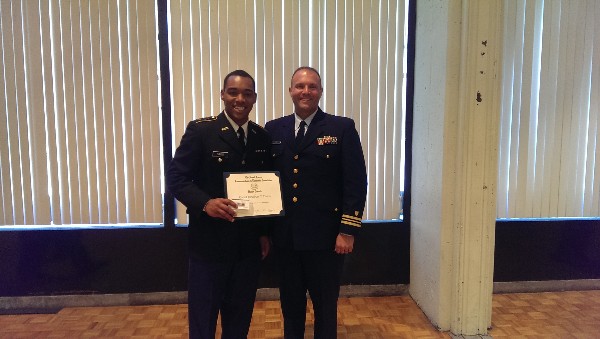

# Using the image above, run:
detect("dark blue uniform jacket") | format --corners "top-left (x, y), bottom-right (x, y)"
top-left (167, 112), bottom-right (272, 261)
top-left (265, 109), bottom-right (367, 251)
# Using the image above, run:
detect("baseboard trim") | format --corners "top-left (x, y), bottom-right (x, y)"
top-left (0, 291), bottom-right (188, 314)
top-left (2, 280), bottom-right (598, 314)
top-left (0, 284), bottom-right (408, 314)
top-left (492, 279), bottom-right (600, 293)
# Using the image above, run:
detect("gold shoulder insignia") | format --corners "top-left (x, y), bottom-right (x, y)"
top-left (249, 121), bottom-right (265, 129)
top-left (193, 116), bottom-right (217, 123)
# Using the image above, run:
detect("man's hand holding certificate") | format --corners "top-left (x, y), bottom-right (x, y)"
top-left (224, 172), bottom-right (284, 218)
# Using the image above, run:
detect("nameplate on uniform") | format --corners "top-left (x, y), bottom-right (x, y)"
top-left (212, 151), bottom-right (228, 158)
top-left (223, 171), bottom-right (285, 219)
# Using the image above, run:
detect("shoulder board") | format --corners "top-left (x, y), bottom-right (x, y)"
top-left (192, 116), bottom-right (217, 124)
top-left (249, 121), bottom-right (265, 129)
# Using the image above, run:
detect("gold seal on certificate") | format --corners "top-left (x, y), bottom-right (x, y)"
top-left (224, 171), bottom-right (284, 218)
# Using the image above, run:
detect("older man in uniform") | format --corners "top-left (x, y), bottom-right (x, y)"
top-left (265, 66), bottom-right (368, 339)
top-left (167, 70), bottom-right (272, 339)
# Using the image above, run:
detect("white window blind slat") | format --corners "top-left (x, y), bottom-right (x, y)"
top-left (518, 0), bottom-right (537, 218)
top-left (59, 1), bottom-right (80, 224)
top-left (49, 0), bottom-right (67, 224)
top-left (375, 1), bottom-right (388, 219)
top-left (0, 0), bottom-right (15, 225)
top-left (181, 0), bottom-right (194, 130)
top-left (572, 1), bottom-right (594, 216)
top-left (71, 0), bottom-right (91, 224)
top-left (497, 0), bottom-right (517, 218)
top-left (530, 0), bottom-right (545, 218)
top-left (48, 0), bottom-right (63, 224)
top-left (383, 0), bottom-right (398, 218)
top-left (17, 1), bottom-right (35, 225)
top-left (137, 1), bottom-right (150, 222)
top-left (168, 0), bottom-right (185, 149)
top-left (569, 1), bottom-right (588, 216)
top-left (538, 1), bottom-right (560, 218)
top-left (547, 1), bottom-right (566, 217)
top-left (253, 0), bottom-right (267, 122)
top-left (586, 2), bottom-right (600, 216)
top-left (387, 0), bottom-right (404, 218)
top-left (325, 0), bottom-right (337, 114)
top-left (280, 2), bottom-right (293, 113)
top-left (81, 0), bottom-right (97, 224)
top-left (189, 0), bottom-right (201, 123)
top-left (580, 2), bottom-right (596, 216)
top-left (71, 0), bottom-right (86, 224)
top-left (215, 1), bottom-right (226, 75)
top-left (125, 2), bottom-right (138, 221)
top-left (136, 0), bottom-right (156, 221)
top-left (208, 0), bottom-right (222, 116)
top-left (23, 0), bottom-right (51, 225)
top-left (170, 0), bottom-right (187, 225)
top-left (338, 0), bottom-right (350, 119)
top-left (508, 2), bottom-right (525, 218)
top-left (108, 0), bottom-right (126, 223)
top-left (365, 1), bottom-right (380, 220)
top-left (129, 0), bottom-right (144, 222)
top-left (295, 1), bottom-right (308, 67)
top-left (555, 1), bottom-right (576, 217)
top-left (89, 1), bottom-right (106, 223)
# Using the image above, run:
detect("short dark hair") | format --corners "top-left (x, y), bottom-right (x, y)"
top-left (223, 70), bottom-right (256, 91)
top-left (291, 66), bottom-right (322, 87)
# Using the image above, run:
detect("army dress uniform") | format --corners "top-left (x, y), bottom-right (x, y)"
top-left (167, 111), bottom-right (272, 339)
top-left (264, 109), bottom-right (367, 339)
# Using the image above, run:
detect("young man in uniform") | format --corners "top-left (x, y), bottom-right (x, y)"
top-left (167, 70), bottom-right (272, 339)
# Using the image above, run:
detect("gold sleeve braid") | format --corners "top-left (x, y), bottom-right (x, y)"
top-left (341, 214), bottom-right (362, 228)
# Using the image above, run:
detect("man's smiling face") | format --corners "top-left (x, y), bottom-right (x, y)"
top-left (221, 75), bottom-right (257, 126)
top-left (289, 68), bottom-right (323, 119)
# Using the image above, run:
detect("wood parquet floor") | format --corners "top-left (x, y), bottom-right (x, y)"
top-left (1, 290), bottom-right (599, 338)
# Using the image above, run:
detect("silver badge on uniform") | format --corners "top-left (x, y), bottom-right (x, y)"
top-left (212, 151), bottom-right (229, 158)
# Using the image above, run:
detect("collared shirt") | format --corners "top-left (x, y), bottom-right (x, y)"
top-left (224, 111), bottom-right (249, 143)
top-left (294, 110), bottom-right (317, 136)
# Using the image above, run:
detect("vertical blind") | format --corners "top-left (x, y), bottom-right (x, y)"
top-left (498, 0), bottom-right (600, 218)
top-left (169, 0), bottom-right (408, 222)
top-left (0, 0), bottom-right (162, 226)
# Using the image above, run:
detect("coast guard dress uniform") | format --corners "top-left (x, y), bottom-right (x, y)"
top-left (265, 109), bottom-right (368, 338)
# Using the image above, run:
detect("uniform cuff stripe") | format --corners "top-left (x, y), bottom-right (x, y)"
top-left (342, 214), bottom-right (362, 221)
top-left (341, 220), bottom-right (362, 228)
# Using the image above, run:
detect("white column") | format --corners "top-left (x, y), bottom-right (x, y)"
top-left (410, 0), bottom-right (503, 335)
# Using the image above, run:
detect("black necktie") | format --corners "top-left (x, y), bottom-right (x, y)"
top-left (237, 127), bottom-right (246, 148)
top-left (295, 121), bottom-right (306, 147)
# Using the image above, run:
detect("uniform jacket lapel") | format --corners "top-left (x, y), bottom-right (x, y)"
top-left (297, 109), bottom-right (325, 151)
top-left (246, 123), bottom-right (262, 153)
top-left (279, 114), bottom-right (296, 151)
top-left (217, 112), bottom-right (245, 154)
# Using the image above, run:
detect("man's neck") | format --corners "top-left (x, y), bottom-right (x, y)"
top-left (296, 109), bottom-right (317, 120)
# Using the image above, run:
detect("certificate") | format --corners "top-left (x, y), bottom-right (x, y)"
top-left (224, 171), bottom-right (284, 218)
